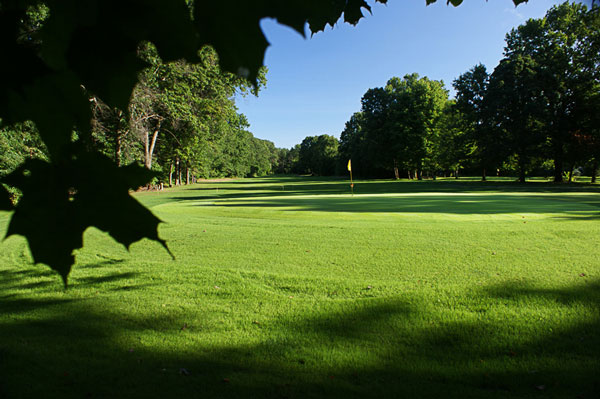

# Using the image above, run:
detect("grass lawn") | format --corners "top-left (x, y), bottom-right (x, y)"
top-left (1, 176), bottom-right (599, 398)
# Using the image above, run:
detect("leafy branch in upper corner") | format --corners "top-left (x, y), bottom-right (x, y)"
top-left (0, 0), bottom-right (525, 283)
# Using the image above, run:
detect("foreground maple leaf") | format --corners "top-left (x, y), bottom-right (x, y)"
top-left (2, 153), bottom-right (172, 285)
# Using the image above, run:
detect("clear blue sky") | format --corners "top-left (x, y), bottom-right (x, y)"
top-left (234, 0), bottom-right (563, 149)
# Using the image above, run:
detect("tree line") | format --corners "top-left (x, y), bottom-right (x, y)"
top-left (7, 2), bottom-right (593, 187)
top-left (288, 2), bottom-right (599, 183)
top-left (0, 45), bottom-right (281, 193)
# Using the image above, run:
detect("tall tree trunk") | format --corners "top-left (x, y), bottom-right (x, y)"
top-left (592, 159), bottom-right (598, 184)
top-left (175, 157), bottom-right (180, 185)
top-left (482, 167), bottom-right (486, 182)
top-left (177, 159), bottom-right (182, 186)
top-left (144, 132), bottom-right (150, 168)
top-left (518, 160), bottom-right (526, 183)
top-left (144, 129), bottom-right (159, 170)
top-left (553, 154), bottom-right (563, 183)
top-left (455, 168), bottom-right (459, 179)
top-left (417, 169), bottom-right (423, 180)
top-left (169, 162), bottom-right (173, 187)
top-left (393, 159), bottom-right (399, 180)
top-left (568, 165), bottom-right (574, 183)
top-left (115, 110), bottom-right (126, 167)
top-left (407, 170), bottom-right (412, 179)
top-left (186, 167), bottom-right (190, 185)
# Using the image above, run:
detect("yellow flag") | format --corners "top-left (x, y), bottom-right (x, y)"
top-left (347, 159), bottom-right (352, 172)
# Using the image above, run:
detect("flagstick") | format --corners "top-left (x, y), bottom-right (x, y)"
top-left (347, 159), bottom-right (354, 196)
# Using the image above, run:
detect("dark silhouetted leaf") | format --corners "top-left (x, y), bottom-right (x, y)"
top-left (0, 7), bottom-right (53, 126)
top-left (192, 1), bottom-right (389, 86)
top-left (72, 151), bottom-right (172, 256)
top-left (344, 0), bottom-right (373, 25)
top-left (2, 152), bottom-right (171, 284)
top-left (2, 159), bottom-right (85, 284)
top-left (39, 0), bottom-right (199, 111)
top-left (193, 2), bottom-right (268, 82)
top-left (19, 72), bottom-right (91, 157)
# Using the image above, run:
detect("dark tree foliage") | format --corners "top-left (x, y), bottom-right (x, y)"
top-left (338, 112), bottom-right (367, 175)
top-left (486, 55), bottom-right (548, 183)
top-left (453, 64), bottom-right (509, 181)
top-left (432, 101), bottom-right (472, 177)
top-left (297, 135), bottom-right (339, 176)
top-left (485, 1), bottom-right (600, 182)
top-left (336, 74), bottom-right (449, 179)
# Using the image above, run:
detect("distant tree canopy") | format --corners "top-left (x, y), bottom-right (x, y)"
top-left (289, 2), bottom-right (599, 182)
top-left (87, 45), bottom-right (277, 183)
top-left (291, 74), bottom-right (454, 180)
top-left (1, 45), bottom-right (279, 185)
top-left (296, 135), bottom-right (339, 176)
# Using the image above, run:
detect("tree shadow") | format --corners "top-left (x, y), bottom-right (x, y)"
top-left (0, 268), bottom-right (59, 295)
top-left (483, 278), bottom-right (600, 306)
top-left (0, 276), bottom-right (598, 398)
top-left (0, 268), bottom-right (72, 315)
top-left (78, 257), bottom-right (126, 269)
top-left (74, 271), bottom-right (140, 285)
top-left (157, 177), bottom-right (600, 217)
top-left (171, 178), bottom-right (600, 200)
top-left (207, 193), bottom-right (600, 216)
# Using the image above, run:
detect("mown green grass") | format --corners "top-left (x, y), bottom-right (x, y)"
top-left (1, 176), bottom-right (599, 398)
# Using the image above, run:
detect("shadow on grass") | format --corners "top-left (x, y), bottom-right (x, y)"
top-left (168, 177), bottom-right (600, 200)
top-left (74, 271), bottom-right (140, 285)
top-left (136, 177), bottom-right (600, 215)
top-left (0, 269), bottom-right (72, 316)
top-left (206, 194), bottom-right (600, 217)
top-left (188, 176), bottom-right (600, 194)
top-left (483, 279), bottom-right (600, 306)
top-left (0, 272), bottom-right (598, 398)
top-left (0, 268), bottom-right (57, 294)
top-left (79, 257), bottom-right (126, 269)
top-left (158, 176), bottom-right (600, 217)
